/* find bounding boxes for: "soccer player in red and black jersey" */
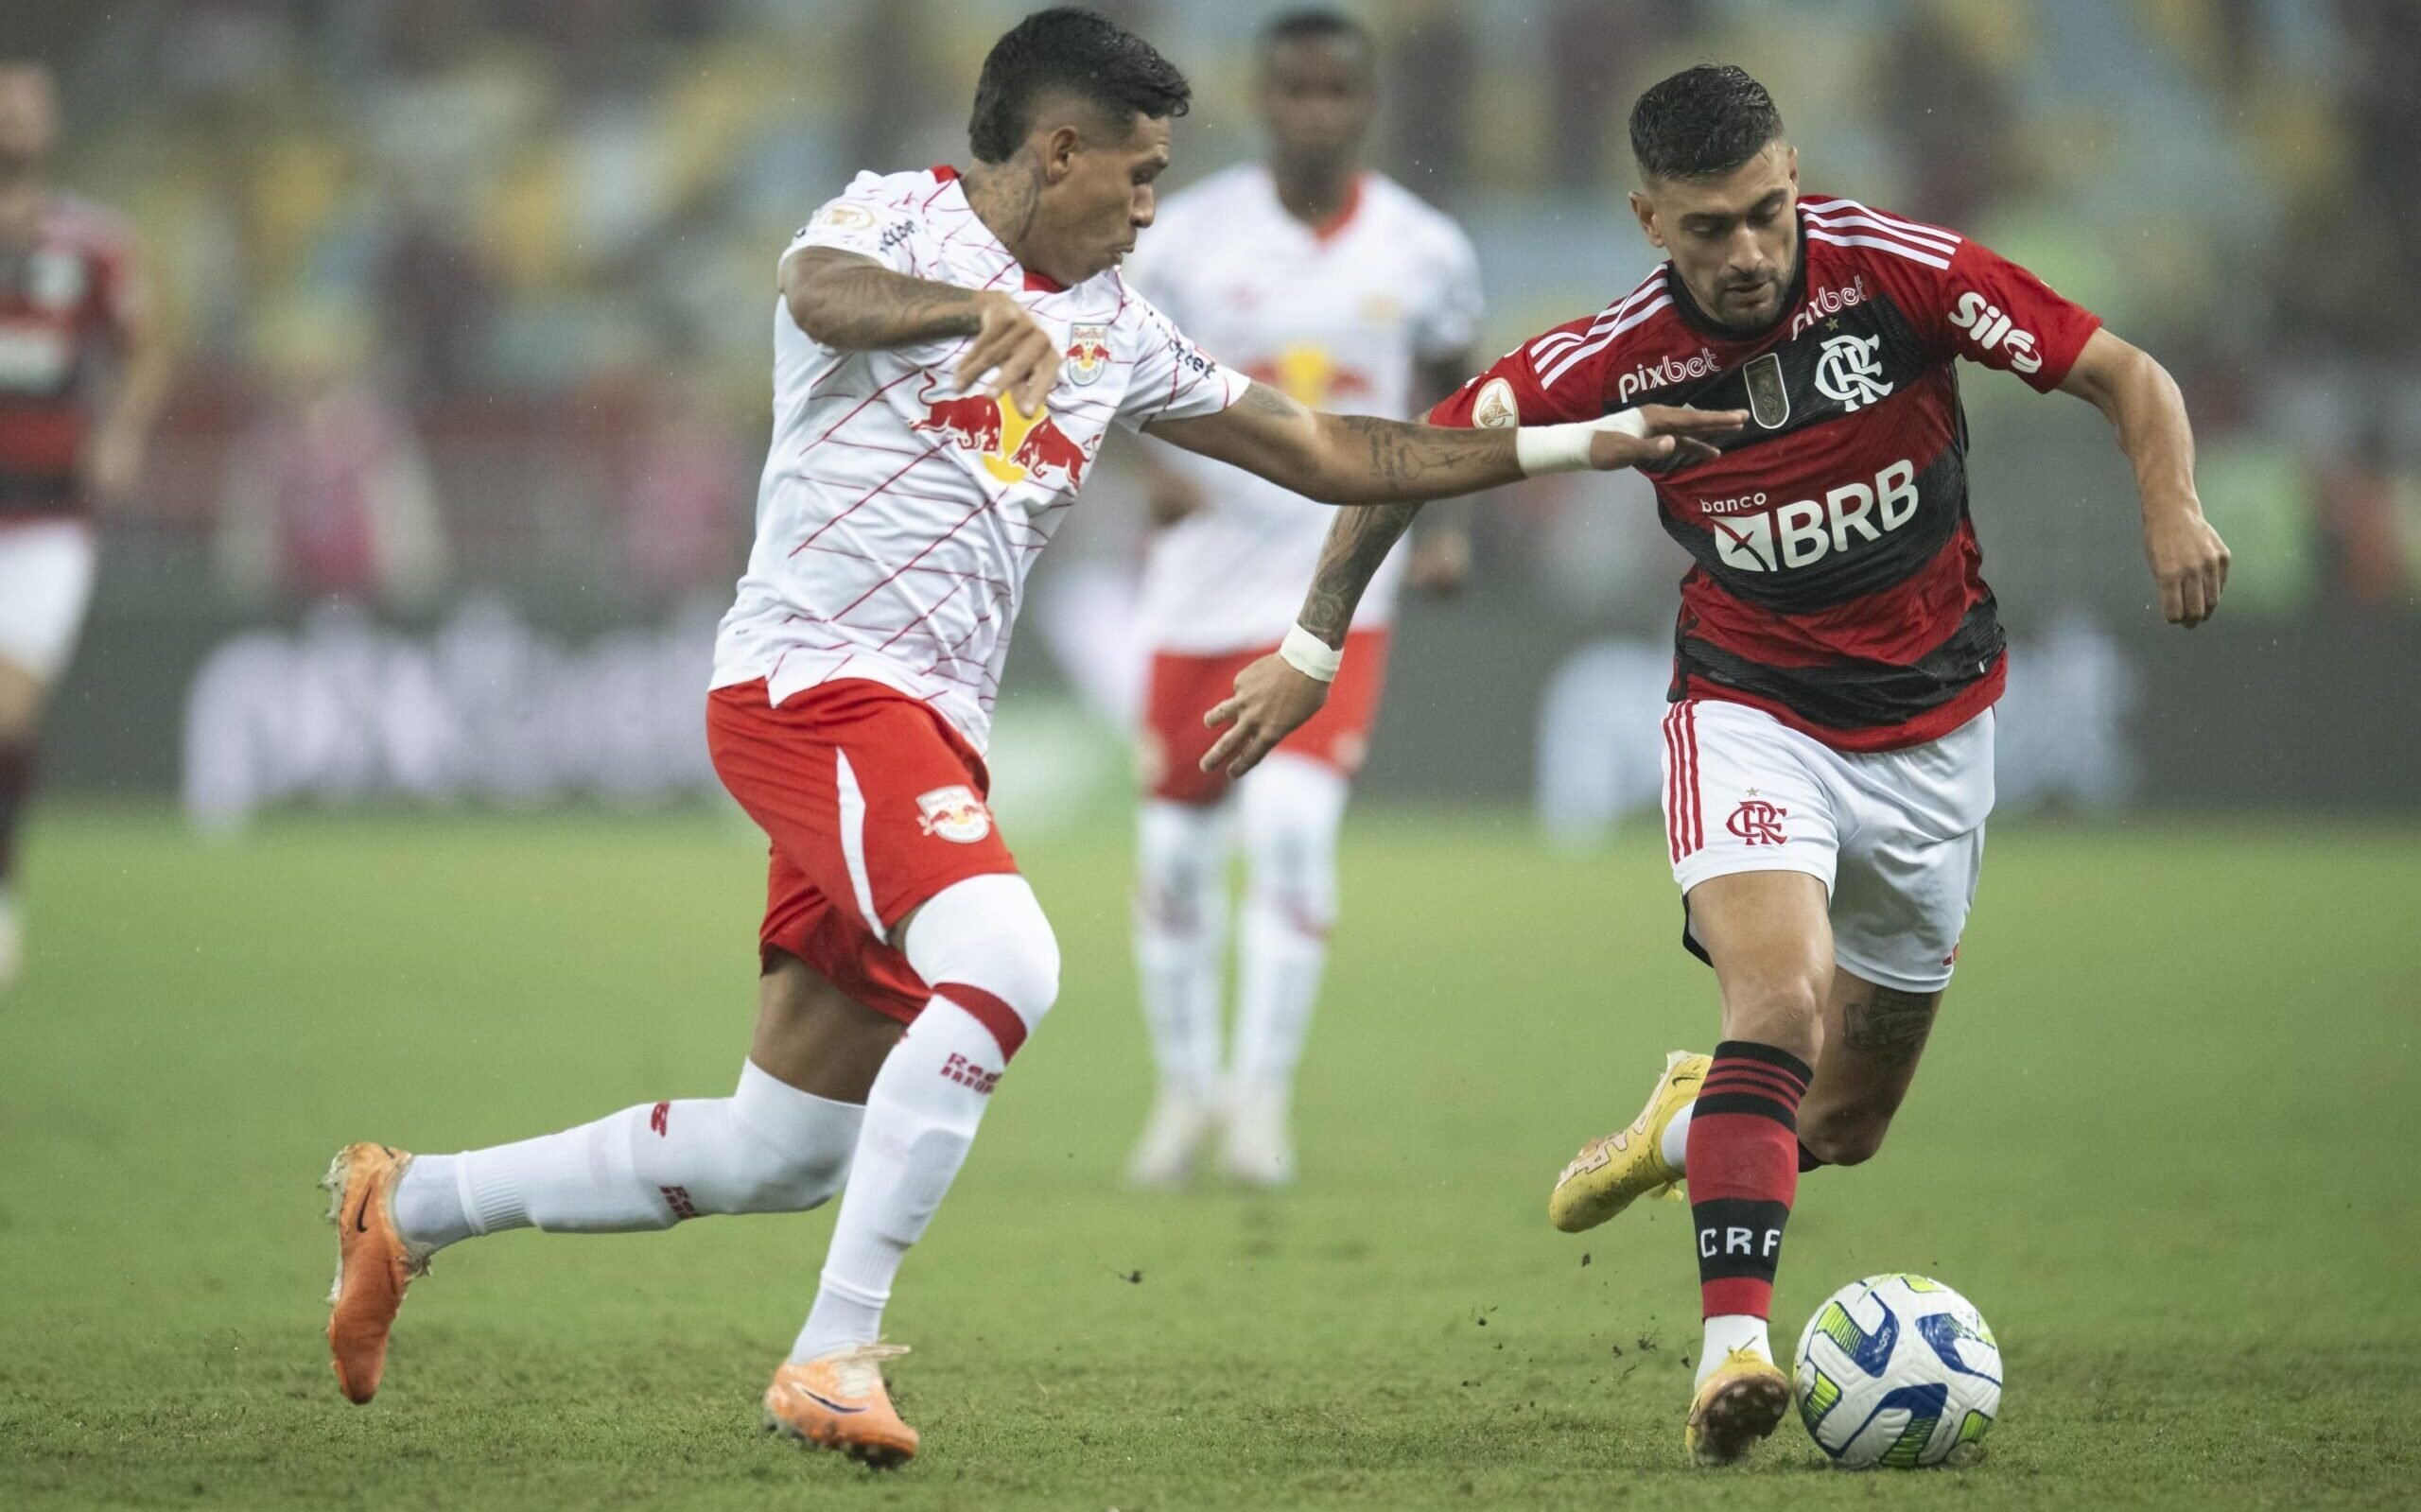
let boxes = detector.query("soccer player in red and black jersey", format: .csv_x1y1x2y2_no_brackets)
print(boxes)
0,61,171,992
1201,65,2229,1464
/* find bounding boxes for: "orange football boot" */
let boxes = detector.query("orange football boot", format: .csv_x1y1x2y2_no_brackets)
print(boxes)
763,1344,919,1468
322,1142,429,1404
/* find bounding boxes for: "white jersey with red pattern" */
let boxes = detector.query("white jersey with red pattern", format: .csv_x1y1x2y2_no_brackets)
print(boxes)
1125,166,1481,653
1428,194,2101,752
0,194,144,519
711,166,1250,751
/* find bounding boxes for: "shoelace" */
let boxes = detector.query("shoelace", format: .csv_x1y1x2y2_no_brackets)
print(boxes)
818,1343,912,1400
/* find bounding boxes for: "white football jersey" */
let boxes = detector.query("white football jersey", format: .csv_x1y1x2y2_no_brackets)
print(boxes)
712,165,1249,749
1126,166,1482,653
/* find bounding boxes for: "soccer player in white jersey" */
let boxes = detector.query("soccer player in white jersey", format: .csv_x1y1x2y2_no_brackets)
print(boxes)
1119,10,1484,1188
320,9,1740,1468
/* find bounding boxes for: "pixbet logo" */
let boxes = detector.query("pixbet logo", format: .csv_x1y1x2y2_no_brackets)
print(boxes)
1787,272,1872,339
1948,289,2042,374
1617,346,1719,403
1704,457,1920,573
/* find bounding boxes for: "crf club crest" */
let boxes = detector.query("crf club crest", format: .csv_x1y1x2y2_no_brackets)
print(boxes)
1726,797,1788,845
916,785,993,843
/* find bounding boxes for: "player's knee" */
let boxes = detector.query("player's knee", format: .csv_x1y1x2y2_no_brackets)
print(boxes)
1800,1104,1894,1167
740,1137,852,1212
1726,972,1827,1061
902,872,1061,1030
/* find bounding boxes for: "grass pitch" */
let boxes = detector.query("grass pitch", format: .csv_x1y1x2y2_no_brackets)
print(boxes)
1,808,2416,1510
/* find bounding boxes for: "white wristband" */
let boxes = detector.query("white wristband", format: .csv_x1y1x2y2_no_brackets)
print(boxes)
1278,624,1342,684
1513,408,1652,477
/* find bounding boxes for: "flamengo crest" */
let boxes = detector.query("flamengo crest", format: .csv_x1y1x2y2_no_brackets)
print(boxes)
1814,332,1892,410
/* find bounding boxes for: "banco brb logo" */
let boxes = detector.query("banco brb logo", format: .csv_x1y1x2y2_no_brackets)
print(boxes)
1814,333,1892,410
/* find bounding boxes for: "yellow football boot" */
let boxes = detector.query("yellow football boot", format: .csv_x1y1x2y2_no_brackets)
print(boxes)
1546,1050,1709,1233
1684,1347,1792,1466
764,1344,919,1469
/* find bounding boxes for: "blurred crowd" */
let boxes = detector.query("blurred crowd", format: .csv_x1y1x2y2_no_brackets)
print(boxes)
15,0,2420,619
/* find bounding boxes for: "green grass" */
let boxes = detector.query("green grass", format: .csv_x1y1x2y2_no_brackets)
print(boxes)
2,808,2417,1510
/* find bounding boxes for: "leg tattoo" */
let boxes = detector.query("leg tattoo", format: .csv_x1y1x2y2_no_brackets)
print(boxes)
1838,985,1938,1069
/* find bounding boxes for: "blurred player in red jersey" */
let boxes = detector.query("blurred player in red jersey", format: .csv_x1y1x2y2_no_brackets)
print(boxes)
1202,65,2229,1466
316,10,1739,1468
0,61,171,993
1119,9,1485,1189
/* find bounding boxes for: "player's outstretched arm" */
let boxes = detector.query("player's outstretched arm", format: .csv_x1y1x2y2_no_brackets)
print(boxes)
2058,328,2230,628
780,248,1060,413
1194,496,1425,777
1143,382,1743,506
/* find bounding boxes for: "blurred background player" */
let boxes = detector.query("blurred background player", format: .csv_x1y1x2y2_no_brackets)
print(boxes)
1200,63,2227,1467
1118,9,1483,1189
0,60,169,993
317,8,1728,1469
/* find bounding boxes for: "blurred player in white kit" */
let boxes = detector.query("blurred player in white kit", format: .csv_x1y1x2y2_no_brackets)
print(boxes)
1120,10,1483,1187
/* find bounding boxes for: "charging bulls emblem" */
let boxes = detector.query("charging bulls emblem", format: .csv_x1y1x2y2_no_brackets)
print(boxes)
916,785,993,844
912,390,1089,487
1066,323,1111,386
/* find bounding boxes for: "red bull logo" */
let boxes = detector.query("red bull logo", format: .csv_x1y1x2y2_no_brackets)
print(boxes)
916,784,994,844
911,391,1089,488
1066,323,1111,386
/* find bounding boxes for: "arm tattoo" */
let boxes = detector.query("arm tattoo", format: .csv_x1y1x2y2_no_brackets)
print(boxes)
787,251,984,350
1299,502,1423,646
1840,986,1940,1069
1328,414,1519,497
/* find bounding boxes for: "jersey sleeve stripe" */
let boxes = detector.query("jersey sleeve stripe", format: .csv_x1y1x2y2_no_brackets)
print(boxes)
1801,199,1960,250
1528,271,1666,361
1539,294,1673,389
1803,227,1952,269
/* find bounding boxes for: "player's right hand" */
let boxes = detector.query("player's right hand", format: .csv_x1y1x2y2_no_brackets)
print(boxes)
2144,505,2230,628
1588,406,1750,472
957,291,1061,415
1200,652,1330,778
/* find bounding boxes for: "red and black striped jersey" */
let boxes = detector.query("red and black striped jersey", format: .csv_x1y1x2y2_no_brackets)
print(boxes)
0,194,144,519
1430,195,2101,751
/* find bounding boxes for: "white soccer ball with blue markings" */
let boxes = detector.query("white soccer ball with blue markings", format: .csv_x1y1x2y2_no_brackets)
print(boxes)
1792,1274,2000,1469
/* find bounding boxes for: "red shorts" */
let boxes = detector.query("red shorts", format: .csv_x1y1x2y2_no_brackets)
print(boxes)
705,678,1020,1025
1139,628,1390,806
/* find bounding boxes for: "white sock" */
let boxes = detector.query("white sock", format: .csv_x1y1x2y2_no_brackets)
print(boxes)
793,998,1005,1360
1661,1099,1695,1172
1698,1313,1773,1383
1230,756,1348,1100
1133,799,1231,1104
394,1060,863,1250
793,874,1057,1362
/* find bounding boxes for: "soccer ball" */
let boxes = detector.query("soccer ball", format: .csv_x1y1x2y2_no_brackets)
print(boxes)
1792,1274,2000,1469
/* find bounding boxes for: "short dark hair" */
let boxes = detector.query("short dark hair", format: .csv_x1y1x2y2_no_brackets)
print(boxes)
1262,8,1375,56
1628,64,1784,182
967,8,1192,165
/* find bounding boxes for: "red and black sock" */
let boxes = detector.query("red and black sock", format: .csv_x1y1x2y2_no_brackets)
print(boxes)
1685,1039,1812,1320
0,740,33,890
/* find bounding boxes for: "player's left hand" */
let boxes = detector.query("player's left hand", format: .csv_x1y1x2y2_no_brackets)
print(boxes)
1408,530,1471,597
81,423,148,507
1201,652,1329,777
2143,505,2229,628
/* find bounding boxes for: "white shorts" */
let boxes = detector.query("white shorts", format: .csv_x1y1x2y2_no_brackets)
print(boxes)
1662,697,1994,995
0,519,98,684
